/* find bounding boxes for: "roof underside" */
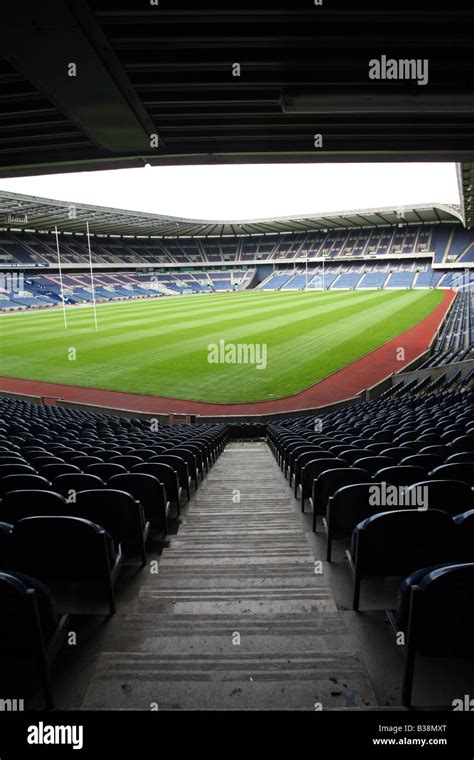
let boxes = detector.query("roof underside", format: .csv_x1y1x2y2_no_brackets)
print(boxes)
0,0,473,176
0,191,463,237
0,2,472,228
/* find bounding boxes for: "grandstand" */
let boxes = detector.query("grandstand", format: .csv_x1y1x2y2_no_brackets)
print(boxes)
0,195,472,312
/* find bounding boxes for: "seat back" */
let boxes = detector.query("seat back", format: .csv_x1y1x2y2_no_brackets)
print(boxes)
0,571,59,647
445,452,474,464
430,463,474,486
148,455,188,487
85,463,128,481
327,482,386,537
0,474,51,496
1,490,66,523
400,454,443,470
108,473,168,524
52,473,106,498
132,463,179,503
74,489,144,545
41,463,81,478
353,456,394,475
302,458,346,496
408,564,474,657
374,465,427,487
9,516,116,581
108,455,143,469
380,447,417,463
404,479,473,516
313,468,370,516
0,464,36,477
353,509,458,575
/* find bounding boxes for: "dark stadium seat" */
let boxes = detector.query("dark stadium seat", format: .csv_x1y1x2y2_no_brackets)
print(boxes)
0,522,12,567
7,516,121,615
0,474,51,496
404,480,473,516
324,483,386,562
92,449,121,461
293,450,335,493
70,455,104,468
348,510,459,610
74,489,150,566
131,449,160,461
399,454,443,470
370,431,394,443
85,463,128,481
287,445,326,483
380,447,417,463
373,465,427,487
41,463,81,478
148,455,191,500
300,458,346,511
108,455,144,469
336,449,371,465
328,444,358,456
419,445,448,458
352,455,394,475
178,443,206,479
311,467,371,532
0,455,27,465
132,462,181,513
30,456,65,469
453,510,474,552
0,571,69,709
429,463,474,486
169,448,199,489
366,443,398,456
389,563,474,706
0,463,36,477
108,473,170,533
52,473,107,498
0,490,67,523
448,434,474,452
445,452,474,464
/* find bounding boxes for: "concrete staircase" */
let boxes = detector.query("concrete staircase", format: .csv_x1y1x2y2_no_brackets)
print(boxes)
81,442,377,710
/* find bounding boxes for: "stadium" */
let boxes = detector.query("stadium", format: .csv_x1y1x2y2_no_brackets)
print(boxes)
0,0,473,732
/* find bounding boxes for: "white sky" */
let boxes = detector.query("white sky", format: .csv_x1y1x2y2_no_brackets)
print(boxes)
0,162,459,221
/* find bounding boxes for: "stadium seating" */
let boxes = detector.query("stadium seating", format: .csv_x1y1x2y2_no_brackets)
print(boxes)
5,516,121,615
0,571,69,709
347,509,461,610
389,563,474,706
311,467,370,532
2,224,473,272
0,378,471,707
108,473,170,534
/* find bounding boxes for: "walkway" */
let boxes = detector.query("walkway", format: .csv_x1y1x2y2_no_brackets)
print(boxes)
81,442,376,710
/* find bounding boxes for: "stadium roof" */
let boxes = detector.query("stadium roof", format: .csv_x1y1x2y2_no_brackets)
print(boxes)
0,1,474,177
0,191,463,237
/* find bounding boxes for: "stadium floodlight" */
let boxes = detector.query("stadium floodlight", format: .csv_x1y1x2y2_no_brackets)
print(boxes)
280,92,474,115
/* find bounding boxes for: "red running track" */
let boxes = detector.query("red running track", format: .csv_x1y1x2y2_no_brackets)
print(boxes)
0,290,455,417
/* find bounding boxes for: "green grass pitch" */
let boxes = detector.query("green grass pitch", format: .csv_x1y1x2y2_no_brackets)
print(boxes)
1,289,444,403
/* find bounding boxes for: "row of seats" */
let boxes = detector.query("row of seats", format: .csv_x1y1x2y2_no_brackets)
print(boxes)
0,395,229,707
268,385,474,705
